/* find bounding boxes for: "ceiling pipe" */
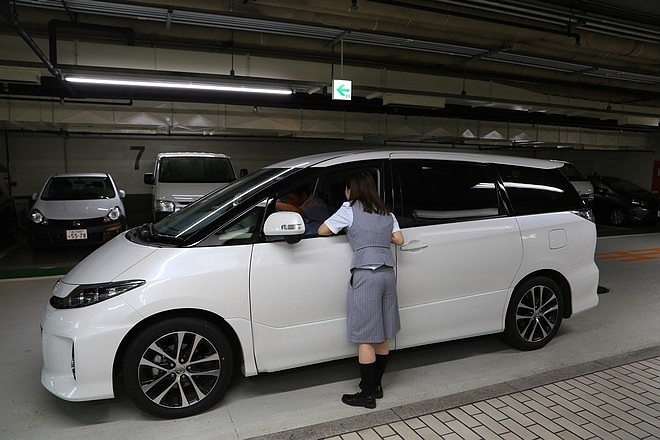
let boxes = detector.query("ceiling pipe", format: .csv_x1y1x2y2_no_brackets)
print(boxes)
10,0,660,82
0,95,133,106
0,0,60,78
371,0,583,44
424,0,660,44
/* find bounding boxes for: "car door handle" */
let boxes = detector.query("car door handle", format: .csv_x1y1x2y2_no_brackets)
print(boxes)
400,240,429,252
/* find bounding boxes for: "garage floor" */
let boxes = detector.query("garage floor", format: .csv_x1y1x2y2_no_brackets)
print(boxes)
1,232,659,439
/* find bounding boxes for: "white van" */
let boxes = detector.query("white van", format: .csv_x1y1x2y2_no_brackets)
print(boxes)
42,150,599,418
143,152,237,221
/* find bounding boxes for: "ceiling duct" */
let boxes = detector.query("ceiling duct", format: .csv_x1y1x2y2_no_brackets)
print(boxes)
10,0,660,88
0,0,60,77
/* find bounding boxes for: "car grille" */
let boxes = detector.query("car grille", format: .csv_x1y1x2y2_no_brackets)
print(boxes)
48,218,106,228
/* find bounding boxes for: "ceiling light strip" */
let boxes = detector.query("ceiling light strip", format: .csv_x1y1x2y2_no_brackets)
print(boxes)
65,76,293,94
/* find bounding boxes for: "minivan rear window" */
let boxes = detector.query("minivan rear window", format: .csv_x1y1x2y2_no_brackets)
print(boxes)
396,160,500,225
497,165,584,215
559,163,588,181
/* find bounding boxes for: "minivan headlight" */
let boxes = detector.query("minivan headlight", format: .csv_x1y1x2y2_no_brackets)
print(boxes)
155,200,175,213
31,209,46,224
50,280,145,309
105,206,122,222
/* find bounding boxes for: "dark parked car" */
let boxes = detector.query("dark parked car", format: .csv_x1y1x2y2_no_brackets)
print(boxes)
589,175,659,226
0,184,18,245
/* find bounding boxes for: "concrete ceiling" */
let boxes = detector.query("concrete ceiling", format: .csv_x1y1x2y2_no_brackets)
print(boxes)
1,0,659,135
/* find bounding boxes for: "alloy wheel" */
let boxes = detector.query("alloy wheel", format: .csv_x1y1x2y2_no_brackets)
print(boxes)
137,331,222,409
514,284,560,343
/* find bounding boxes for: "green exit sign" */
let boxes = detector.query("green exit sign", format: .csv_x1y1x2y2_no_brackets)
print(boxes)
332,79,352,100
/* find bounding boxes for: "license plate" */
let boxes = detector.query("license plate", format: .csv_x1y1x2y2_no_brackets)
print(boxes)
66,229,88,240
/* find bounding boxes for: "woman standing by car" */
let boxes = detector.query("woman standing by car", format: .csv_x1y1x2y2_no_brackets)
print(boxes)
318,171,404,409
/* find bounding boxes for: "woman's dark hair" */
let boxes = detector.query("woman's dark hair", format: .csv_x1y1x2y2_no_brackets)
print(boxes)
346,171,388,215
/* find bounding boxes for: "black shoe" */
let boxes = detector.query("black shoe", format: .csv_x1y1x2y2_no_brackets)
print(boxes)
341,391,376,409
375,385,383,399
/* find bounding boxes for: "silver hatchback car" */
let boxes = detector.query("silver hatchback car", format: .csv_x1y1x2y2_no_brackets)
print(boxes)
29,172,127,247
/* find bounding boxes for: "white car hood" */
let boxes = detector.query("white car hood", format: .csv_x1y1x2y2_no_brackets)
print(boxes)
63,234,157,285
35,199,122,219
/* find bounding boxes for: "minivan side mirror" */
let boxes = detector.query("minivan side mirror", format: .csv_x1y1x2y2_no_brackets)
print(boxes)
264,211,305,243
119,189,126,198
239,168,248,177
144,173,155,185
32,192,38,201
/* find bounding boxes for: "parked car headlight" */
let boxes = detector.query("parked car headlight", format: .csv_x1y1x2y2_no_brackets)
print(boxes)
631,198,647,208
105,206,122,221
155,200,175,213
30,209,47,224
50,280,145,309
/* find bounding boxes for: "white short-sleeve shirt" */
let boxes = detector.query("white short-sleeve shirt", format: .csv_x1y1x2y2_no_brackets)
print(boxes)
324,201,401,234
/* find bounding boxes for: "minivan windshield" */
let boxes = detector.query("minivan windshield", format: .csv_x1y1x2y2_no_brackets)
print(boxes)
152,167,300,240
159,156,235,183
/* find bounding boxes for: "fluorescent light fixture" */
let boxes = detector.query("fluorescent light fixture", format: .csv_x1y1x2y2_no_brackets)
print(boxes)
65,76,293,95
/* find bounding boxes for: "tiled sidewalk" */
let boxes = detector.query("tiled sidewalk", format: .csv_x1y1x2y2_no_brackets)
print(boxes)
325,356,660,440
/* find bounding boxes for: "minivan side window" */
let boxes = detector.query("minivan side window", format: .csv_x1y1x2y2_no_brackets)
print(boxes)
275,165,383,237
395,160,500,226
496,164,584,215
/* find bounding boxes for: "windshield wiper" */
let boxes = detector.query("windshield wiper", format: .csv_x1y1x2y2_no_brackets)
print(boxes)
137,223,154,241
136,222,185,245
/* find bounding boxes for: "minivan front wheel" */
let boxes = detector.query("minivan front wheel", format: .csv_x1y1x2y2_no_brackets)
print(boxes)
122,317,234,418
504,277,563,350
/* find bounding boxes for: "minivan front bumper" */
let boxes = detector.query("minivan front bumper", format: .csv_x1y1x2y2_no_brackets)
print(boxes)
41,297,141,401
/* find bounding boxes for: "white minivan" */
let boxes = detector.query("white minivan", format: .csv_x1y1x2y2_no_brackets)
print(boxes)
144,152,237,221
41,150,599,418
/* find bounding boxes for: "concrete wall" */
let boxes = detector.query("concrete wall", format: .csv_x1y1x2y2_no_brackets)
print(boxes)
3,130,658,227
4,133,375,225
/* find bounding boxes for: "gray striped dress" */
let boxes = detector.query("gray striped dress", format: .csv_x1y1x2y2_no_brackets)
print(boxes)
325,201,401,344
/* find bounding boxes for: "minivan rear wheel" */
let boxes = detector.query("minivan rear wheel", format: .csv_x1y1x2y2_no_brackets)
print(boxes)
504,276,563,350
122,317,234,418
